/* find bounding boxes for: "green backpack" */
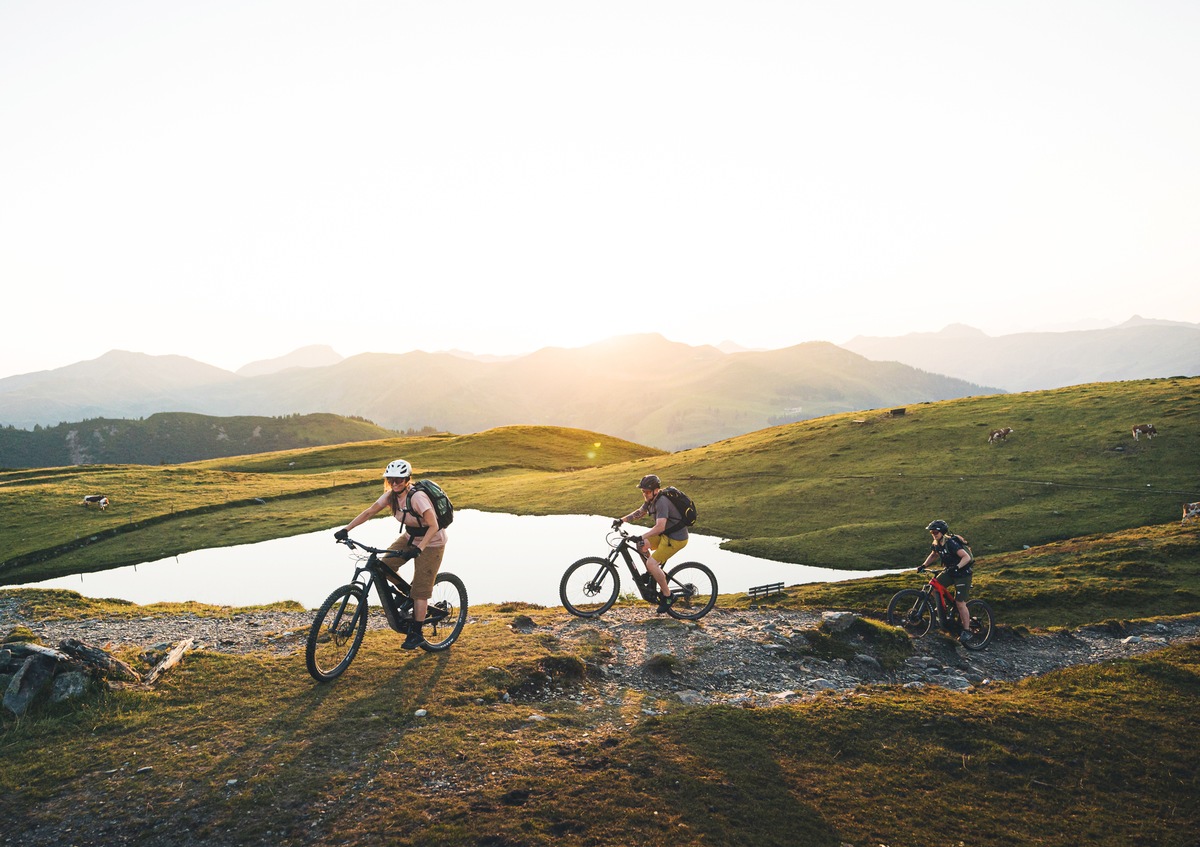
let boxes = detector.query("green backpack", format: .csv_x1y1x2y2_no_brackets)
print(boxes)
404,480,454,530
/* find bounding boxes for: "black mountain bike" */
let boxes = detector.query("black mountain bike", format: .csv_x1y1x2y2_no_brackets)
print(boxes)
886,566,994,650
559,521,718,620
305,536,468,681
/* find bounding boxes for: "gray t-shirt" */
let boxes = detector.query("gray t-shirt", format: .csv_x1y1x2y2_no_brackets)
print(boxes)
653,493,689,542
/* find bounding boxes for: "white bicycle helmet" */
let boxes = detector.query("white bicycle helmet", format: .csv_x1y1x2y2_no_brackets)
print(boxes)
383,459,412,479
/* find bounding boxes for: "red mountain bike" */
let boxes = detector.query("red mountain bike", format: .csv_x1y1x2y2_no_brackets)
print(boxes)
886,567,994,650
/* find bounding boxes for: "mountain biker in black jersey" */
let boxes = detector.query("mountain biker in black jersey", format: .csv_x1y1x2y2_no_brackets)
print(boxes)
919,519,975,643
615,474,690,613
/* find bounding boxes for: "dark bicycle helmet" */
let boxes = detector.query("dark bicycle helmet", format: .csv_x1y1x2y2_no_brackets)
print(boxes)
926,519,950,534
638,474,661,490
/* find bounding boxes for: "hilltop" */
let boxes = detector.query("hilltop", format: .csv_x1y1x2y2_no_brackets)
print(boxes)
0,412,409,468
2,377,1198,584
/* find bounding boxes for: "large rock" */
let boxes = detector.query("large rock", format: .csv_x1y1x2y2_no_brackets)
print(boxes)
3,654,57,717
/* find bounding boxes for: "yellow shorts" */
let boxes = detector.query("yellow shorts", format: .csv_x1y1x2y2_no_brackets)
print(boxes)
649,535,688,565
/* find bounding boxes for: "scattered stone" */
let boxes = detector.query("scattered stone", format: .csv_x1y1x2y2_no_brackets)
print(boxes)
821,611,857,632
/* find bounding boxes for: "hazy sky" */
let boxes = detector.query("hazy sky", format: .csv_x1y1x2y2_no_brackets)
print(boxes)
2,1,1198,379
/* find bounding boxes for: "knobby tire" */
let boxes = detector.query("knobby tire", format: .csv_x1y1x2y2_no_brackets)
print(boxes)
664,561,718,621
420,572,468,652
887,588,934,637
962,599,995,650
560,556,620,617
306,585,368,682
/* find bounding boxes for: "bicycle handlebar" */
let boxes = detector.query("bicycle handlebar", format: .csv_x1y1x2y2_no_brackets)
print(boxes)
337,536,404,560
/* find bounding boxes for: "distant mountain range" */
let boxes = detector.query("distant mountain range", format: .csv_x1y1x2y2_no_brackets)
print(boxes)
4,320,1193,454
0,335,996,452
842,316,1200,392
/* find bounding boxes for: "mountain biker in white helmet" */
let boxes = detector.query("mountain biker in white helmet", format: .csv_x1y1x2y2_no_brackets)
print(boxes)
334,459,447,649
918,519,975,643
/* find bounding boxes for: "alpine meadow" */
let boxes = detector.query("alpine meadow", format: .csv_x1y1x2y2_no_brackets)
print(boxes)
2,377,1199,846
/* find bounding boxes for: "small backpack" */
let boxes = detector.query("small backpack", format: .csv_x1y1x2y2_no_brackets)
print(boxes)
659,486,698,533
404,480,454,530
950,534,974,566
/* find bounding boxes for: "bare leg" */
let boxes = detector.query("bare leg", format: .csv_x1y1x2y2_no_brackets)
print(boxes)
955,598,971,629
645,556,671,597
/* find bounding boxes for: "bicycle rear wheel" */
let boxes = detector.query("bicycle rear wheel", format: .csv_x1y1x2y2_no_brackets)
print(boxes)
962,599,995,650
306,585,368,682
560,557,620,617
665,562,718,620
421,572,468,652
887,589,933,637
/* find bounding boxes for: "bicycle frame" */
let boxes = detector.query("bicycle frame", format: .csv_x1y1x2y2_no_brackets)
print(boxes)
919,575,959,632
605,532,661,602
347,546,452,633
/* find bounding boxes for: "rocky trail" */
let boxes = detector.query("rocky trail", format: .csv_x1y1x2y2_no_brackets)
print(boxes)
6,598,1198,707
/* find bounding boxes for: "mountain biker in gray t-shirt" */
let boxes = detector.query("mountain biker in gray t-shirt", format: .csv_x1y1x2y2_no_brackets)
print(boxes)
616,474,690,613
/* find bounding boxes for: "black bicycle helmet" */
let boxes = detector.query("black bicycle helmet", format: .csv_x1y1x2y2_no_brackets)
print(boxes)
638,474,661,490
926,519,950,534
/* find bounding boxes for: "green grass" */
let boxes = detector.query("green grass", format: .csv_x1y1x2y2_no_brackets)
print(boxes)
4,379,1200,844
6,378,1199,586
2,602,1196,845
0,425,661,583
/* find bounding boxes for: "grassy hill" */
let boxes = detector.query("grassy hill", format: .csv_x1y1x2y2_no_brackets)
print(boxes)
3,381,1200,845
0,426,664,583
0,412,407,468
2,378,1197,584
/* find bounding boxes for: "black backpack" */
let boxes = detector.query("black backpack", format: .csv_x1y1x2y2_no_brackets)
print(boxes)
947,533,974,566
659,486,698,533
404,480,454,530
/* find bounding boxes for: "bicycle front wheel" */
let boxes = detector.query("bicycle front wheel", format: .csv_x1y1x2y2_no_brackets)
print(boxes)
560,557,620,617
421,572,468,652
962,599,995,650
306,585,368,682
665,562,718,621
887,589,933,637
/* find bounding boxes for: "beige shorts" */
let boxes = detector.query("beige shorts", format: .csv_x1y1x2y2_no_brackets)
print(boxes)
387,537,445,600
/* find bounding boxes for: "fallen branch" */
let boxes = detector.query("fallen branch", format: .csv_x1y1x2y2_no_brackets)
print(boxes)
144,638,194,686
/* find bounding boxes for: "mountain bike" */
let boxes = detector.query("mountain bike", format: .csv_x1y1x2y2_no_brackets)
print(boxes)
305,536,468,681
559,521,718,620
886,567,994,650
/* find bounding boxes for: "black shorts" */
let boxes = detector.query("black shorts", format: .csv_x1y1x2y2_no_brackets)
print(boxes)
936,567,972,602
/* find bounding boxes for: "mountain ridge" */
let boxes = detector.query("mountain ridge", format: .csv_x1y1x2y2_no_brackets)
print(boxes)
0,335,994,450
843,317,1200,391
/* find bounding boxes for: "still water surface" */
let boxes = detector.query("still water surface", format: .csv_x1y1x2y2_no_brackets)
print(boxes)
20,511,897,608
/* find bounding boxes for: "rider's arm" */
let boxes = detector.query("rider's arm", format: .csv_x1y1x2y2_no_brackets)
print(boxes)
619,504,648,523
642,516,668,541
954,547,972,569
919,550,939,569
343,493,389,533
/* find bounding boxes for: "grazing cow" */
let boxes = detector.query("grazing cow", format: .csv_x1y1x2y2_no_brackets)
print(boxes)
988,427,1014,443
80,495,109,510
1184,502,1200,525
1132,424,1158,441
